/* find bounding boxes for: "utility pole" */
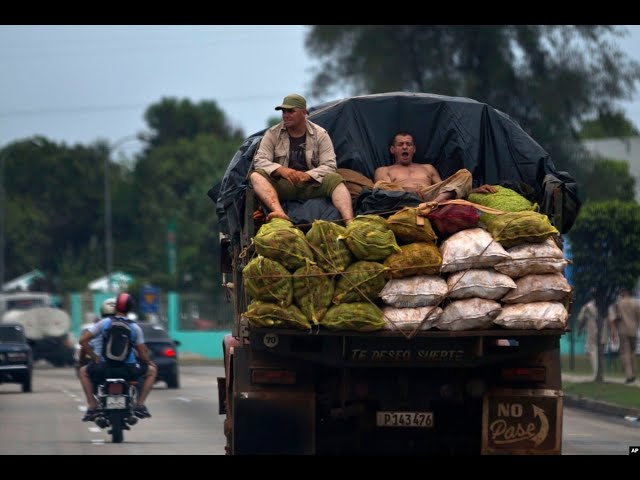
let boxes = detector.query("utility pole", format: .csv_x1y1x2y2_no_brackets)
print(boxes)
105,133,149,293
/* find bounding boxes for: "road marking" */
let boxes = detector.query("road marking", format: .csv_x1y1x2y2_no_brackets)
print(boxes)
170,397,192,402
89,427,102,433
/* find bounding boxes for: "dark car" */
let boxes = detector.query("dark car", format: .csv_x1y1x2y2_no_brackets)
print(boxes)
0,323,33,392
139,323,180,389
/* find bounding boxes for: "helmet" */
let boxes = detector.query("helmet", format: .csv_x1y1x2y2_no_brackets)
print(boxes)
115,292,135,314
100,297,116,317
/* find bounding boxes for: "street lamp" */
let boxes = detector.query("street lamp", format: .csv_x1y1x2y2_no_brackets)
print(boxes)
1,138,44,291
104,133,149,293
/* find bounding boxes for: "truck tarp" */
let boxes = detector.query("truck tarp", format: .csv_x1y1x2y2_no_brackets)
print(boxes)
215,91,579,237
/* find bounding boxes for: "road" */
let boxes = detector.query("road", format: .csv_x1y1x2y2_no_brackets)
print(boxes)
0,364,226,455
1,364,638,454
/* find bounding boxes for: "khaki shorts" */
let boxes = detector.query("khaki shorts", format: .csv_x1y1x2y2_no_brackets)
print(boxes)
374,168,472,202
252,170,345,201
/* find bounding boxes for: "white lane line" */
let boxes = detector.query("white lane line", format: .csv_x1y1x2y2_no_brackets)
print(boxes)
170,397,192,402
91,439,105,444
88,427,102,433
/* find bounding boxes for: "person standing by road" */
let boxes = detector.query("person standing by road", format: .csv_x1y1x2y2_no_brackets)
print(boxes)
610,288,640,384
576,289,610,378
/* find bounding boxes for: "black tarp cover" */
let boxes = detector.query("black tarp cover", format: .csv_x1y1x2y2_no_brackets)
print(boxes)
216,92,577,237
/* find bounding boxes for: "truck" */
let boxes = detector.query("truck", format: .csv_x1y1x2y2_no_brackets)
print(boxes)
0,292,75,367
214,92,580,455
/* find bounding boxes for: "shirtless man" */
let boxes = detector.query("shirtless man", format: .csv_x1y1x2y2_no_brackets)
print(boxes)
374,131,496,203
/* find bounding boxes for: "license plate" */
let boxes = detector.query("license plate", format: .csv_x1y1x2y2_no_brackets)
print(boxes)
105,396,126,409
376,411,433,428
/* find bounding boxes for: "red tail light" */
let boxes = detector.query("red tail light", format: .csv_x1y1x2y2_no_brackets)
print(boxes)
501,367,546,383
162,348,177,358
251,369,296,385
108,383,124,395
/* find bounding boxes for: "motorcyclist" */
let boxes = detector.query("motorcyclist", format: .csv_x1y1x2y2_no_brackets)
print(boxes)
78,292,157,421
77,297,115,368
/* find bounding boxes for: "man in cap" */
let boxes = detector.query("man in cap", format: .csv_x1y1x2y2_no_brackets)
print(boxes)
250,93,354,224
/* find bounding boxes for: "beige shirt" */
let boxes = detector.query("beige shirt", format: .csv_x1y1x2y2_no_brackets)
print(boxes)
252,119,336,183
612,295,640,337
576,299,609,346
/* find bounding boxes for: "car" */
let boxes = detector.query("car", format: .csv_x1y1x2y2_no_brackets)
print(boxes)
0,323,33,392
138,322,181,389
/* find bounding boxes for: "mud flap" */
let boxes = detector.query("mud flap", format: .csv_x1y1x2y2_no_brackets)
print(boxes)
482,388,563,455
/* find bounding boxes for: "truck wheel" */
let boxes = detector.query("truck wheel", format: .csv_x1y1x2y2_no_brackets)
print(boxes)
22,374,32,393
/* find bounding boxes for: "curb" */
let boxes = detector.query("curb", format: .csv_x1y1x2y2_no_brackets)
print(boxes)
564,393,640,422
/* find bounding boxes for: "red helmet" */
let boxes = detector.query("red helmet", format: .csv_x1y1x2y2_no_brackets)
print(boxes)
115,292,135,314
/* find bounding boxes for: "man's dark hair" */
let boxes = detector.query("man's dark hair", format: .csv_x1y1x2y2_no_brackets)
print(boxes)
389,131,415,147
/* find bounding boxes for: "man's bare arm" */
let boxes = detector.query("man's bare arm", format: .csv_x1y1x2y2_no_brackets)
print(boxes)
135,344,156,367
79,330,99,363
374,166,390,183
471,184,498,194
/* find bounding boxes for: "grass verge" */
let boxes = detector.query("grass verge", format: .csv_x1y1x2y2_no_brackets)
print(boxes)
563,381,640,411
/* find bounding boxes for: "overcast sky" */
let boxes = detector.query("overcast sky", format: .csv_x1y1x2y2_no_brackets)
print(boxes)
2,25,640,156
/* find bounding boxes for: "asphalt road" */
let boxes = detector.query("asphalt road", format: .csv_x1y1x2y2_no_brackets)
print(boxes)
1,364,638,455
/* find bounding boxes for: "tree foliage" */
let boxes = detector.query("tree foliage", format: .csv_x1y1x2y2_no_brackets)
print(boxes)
144,97,244,147
1,96,244,294
304,26,640,174
568,200,640,311
579,110,640,139
580,158,636,203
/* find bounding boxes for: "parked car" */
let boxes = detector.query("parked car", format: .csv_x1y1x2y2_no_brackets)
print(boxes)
138,323,181,389
0,323,33,392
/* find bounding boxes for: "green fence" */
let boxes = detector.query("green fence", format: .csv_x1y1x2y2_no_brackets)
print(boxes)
68,290,233,359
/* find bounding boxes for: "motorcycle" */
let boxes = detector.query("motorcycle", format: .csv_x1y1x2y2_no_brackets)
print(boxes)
93,373,139,443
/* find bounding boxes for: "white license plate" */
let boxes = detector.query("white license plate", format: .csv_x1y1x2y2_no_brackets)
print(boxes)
105,396,126,409
376,411,433,428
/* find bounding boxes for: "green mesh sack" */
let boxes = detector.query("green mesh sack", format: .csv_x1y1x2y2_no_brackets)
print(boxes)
383,242,443,279
468,185,538,213
482,211,559,248
322,302,386,332
254,218,315,271
333,260,387,304
243,301,311,330
386,207,438,244
341,214,402,261
242,255,292,306
306,220,353,274
293,263,334,325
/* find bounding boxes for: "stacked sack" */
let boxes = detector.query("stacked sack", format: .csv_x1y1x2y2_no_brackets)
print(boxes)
242,186,571,333
242,215,400,332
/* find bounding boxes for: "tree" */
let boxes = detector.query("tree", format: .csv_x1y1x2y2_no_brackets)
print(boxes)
144,97,245,147
579,109,640,140
567,200,640,381
304,26,640,175
2,138,111,291
580,158,636,203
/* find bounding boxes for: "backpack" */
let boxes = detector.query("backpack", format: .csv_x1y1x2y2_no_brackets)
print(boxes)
102,317,135,363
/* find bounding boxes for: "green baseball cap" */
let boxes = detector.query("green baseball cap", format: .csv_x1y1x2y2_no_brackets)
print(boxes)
275,93,307,111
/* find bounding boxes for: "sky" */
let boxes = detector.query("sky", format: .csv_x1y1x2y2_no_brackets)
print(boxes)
2,25,640,157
